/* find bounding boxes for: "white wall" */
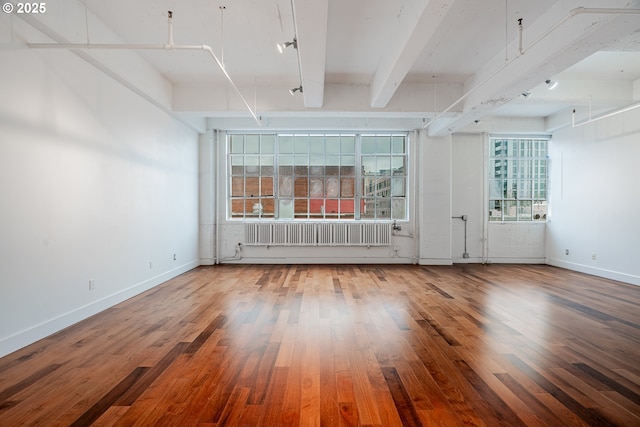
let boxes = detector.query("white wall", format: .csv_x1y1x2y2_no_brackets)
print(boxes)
0,18,200,357
418,132,452,264
452,134,484,262
546,109,640,285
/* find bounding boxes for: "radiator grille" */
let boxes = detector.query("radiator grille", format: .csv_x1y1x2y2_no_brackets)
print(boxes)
244,223,391,246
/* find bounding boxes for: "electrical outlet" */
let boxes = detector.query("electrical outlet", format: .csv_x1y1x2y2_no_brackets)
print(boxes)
173,253,177,261
592,253,597,260
89,279,95,290
565,249,569,255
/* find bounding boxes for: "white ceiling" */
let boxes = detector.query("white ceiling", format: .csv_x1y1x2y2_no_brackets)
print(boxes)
13,0,640,133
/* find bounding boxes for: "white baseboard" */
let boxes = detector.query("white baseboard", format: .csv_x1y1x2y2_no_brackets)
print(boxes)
0,260,199,358
418,258,453,266
546,258,640,286
221,256,416,264
487,257,546,264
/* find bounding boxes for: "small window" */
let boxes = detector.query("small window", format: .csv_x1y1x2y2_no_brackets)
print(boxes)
489,137,548,222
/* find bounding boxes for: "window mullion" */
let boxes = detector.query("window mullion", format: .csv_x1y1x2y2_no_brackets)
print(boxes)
355,133,362,220
274,134,280,220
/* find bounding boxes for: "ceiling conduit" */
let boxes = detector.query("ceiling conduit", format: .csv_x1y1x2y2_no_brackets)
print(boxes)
27,11,262,126
572,101,640,127
422,6,640,131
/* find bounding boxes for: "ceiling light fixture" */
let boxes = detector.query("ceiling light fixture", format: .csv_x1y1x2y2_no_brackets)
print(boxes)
289,85,303,95
545,79,558,90
277,38,297,54
522,91,532,99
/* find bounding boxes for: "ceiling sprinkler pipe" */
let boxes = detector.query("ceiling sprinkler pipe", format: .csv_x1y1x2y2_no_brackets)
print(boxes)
423,6,640,131
167,11,174,49
27,13,262,127
518,18,524,56
572,101,640,128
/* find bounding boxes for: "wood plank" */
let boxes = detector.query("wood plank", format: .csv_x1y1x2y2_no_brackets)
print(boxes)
0,264,638,426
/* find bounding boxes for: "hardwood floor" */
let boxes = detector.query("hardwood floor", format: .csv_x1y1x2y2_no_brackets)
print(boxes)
1,264,639,426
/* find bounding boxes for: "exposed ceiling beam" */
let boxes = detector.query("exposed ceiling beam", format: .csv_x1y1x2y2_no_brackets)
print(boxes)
427,0,640,136
370,0,456,108
292,0,328,108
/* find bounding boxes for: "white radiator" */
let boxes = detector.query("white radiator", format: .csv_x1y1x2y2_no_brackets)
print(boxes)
244,223,391,246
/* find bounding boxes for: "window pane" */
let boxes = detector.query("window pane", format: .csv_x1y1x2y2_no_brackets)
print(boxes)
489,200,502,221
376,135,391,153
279,176,293,197
377,157,391,175
518,180,532,199
261,177,273,196
391,198,406,220
341,155,355,167
326,155,340,167
325,199,339,216
295,136,309,153
310,135,324,153
295,177,308,197
505,179,517,198
245,177,259,197
339,200,355,219
309,178,323,197
490,140,504,157
245,156,259,175
279,199,294,219
489,179,502,199
391,177,405,197
295,199,309,218
376,199,391,219
361,138,377,154
391,157,405,175
326,177,340,198
309,155,324,167
503,200,517,221
260,156,274,175
231,177,244,197
231,199,244,218
518,201,532,221
341,136,355,153
518,160,532,178
230,135,243,153
309,164,324,175
362,198,375,219
533,201,547,220
279,136,293,153
490,159,505,178
261,135,275,153
534,181,546,199
245,135,260,154
261,198,275,217
341,177,355,197
230,156,243,175
326,135,340,153
246,198,260,217
392,136,405,154
362,156,376,175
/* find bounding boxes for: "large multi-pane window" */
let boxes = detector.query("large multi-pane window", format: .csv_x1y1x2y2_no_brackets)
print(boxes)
489,137,548,221
229,133,408,220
